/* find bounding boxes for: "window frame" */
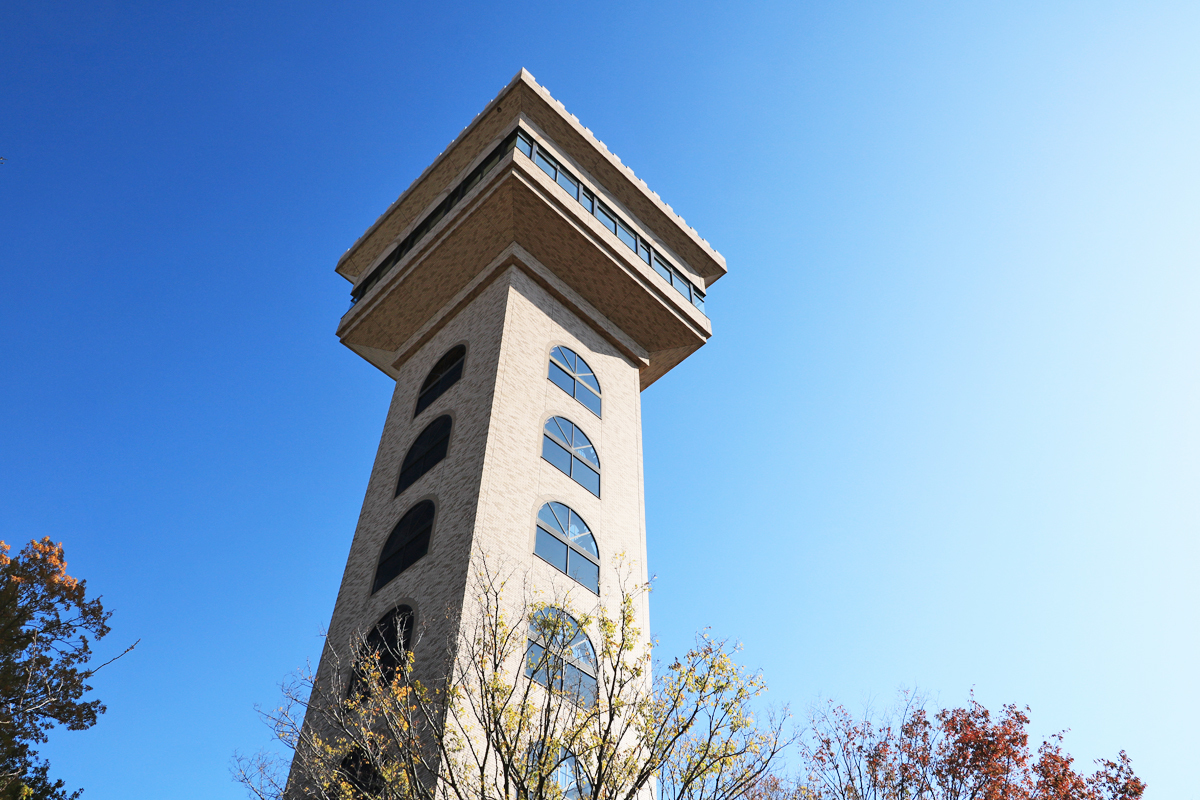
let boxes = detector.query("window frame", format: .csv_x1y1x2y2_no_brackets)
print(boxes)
541,416,600,497
372,499,436,593
349,604,416,697
414,344,467,418
396,414,454,497
525,607,598,705
533,502,600,595
512,128,709,317
547,345,602,418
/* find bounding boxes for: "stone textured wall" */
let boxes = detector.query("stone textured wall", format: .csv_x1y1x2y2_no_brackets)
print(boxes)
316,264,649,692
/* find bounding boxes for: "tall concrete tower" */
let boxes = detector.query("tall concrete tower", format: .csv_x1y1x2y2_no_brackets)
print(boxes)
315,69,724,760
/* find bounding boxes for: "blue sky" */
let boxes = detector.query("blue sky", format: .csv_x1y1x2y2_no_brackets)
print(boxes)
2,1,1197,796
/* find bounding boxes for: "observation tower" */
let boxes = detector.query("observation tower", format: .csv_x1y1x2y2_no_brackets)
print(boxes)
306,68,725,787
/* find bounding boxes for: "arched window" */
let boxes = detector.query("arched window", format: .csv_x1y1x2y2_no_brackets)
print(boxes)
338,749,384,795
415,345,465,416
551,752,590,800
534,502,599,594
526,607,597,705
373,501,434,593
349,605,414,696
529,749,591,800
542,417,600,497
364,605,414,684
548,346,601,417
397,415,452,496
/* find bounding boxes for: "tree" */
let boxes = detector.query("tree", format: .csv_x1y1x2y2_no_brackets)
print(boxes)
764,691,1144,800
235,561,789,800
0,538,133,800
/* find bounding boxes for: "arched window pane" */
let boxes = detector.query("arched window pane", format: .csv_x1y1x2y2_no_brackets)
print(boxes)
339,749,384,795
397,415,452,495
373,501,434,592
415,345,465,416
351,605,415,696
567,552,599,594
573,462,600,497
542,417,600,498
364,605,414,683
534,527,568,572
534,502,599,594
526,607,597,705
537,502,598,559
548,346,602,418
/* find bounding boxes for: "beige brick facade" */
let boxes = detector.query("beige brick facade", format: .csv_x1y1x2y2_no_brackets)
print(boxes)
302,69,718,789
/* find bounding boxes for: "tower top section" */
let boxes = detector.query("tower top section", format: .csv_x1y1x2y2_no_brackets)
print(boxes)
335,69,725,388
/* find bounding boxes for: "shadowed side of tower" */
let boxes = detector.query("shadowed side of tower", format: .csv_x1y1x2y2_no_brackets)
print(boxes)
293,69,725,794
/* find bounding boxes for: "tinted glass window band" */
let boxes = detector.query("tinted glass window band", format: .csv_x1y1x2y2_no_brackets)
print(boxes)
517,135,708,317
351,130,522,306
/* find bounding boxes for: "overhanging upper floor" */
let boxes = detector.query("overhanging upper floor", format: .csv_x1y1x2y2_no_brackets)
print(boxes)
336,132,711,389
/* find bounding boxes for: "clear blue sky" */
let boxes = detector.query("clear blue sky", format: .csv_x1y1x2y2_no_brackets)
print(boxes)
2,1,1196,796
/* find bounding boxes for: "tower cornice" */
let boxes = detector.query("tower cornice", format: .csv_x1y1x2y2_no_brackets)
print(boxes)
334,69,727,289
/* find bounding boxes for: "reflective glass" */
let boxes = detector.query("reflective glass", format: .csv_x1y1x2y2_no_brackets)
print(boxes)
652,254,673,283
542,436,573,476
373,501,435,592
574,460,600,496
692,292,705,313
535,151,557,179
553,756,585,800
535,528,569,572
577,384,601,417
526,641,548,685
596,204,618,234
516,134,533,158
572,440,599,470
573,359,599,393
556,170,579,198
568,551,599,594
638,240,651,264
558,346,577,371
579,189,594,213
616,222,637,251
548,361,576,398
416,346,465,416
569,522,597,559
539,502,566,535
546,416,571,444
564,664,597,706
671,274,691,300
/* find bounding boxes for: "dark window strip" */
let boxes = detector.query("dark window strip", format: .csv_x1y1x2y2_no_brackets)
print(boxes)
351,130,522,305
515,132,707,315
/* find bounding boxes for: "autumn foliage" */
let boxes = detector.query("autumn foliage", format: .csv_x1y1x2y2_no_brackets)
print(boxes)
765,692,1144,800
235,561,788,800
0,538,123,800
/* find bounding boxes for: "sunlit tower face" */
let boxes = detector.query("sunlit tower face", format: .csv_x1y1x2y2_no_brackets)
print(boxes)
303,69,726,772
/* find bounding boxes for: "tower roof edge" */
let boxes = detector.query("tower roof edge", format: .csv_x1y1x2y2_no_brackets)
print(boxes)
335,71,727,287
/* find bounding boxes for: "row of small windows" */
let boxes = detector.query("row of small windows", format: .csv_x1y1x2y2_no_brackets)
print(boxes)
350,130,522,306
516,129,707,315
349,125,710,320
